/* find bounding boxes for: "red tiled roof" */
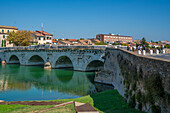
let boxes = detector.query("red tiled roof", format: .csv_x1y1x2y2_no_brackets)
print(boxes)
146,42,152,44
35,31,53,36
69,39,78,41
63,39,78,41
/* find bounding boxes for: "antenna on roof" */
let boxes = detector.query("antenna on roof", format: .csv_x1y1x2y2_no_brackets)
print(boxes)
41,23,43,32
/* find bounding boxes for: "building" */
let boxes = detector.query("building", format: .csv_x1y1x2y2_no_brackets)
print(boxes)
0,25,18,47
96,33,133,43
134,39,141,43
31,31,53,45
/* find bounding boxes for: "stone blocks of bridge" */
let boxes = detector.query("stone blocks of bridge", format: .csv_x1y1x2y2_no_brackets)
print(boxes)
1,49,104,71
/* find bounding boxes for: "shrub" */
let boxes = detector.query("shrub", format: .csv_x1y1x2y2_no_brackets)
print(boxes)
138,102,142,111
136,90,142,102
128,94,136,108
128,89,132,96
152,105,161,113
94,42,107,45
131,82,136,91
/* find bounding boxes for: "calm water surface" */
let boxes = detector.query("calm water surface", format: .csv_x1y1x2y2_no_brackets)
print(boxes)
0,64,96,101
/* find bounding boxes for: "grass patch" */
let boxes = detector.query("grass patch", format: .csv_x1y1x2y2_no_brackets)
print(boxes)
0,104,27,113
0,90,145,113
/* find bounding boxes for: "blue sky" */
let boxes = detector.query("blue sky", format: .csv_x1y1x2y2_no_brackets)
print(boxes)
1,0,170,41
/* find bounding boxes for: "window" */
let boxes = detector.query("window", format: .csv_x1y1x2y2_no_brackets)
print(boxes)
8,30,9,33
39,37,41,40
44,37,45,40
2,29,4,33
3,35,5,38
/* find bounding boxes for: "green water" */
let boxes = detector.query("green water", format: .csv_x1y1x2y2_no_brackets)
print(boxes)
0,64,96,101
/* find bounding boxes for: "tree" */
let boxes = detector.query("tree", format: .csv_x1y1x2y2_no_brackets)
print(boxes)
7,30,33,46
94,42,107,45
80,38,84,40
141,37,149,47
4,40,6,47
112,42,121,45
1,40,3,47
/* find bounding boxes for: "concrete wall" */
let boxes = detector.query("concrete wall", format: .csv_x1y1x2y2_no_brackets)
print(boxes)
95,48,170,113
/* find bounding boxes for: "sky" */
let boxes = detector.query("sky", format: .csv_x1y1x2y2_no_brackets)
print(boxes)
1,0,170,41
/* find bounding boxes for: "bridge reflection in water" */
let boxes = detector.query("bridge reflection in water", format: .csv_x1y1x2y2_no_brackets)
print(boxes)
0,64,97,101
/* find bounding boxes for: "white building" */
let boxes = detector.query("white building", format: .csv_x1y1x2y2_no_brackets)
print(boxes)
31,31,53,45
0,25,18,47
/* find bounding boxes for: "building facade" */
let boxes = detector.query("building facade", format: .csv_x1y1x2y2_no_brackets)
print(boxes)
0,25,18,47
31,31,53,45
96,33,133,43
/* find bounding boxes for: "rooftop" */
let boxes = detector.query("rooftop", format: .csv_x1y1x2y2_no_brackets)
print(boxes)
32,31,53,36
97,33,132,37
0,25,18,30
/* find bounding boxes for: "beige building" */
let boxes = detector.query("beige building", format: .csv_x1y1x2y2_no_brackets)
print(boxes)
96,33,133,43
0,25,18,47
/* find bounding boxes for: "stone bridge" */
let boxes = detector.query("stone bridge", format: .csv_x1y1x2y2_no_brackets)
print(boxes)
0,49,104,71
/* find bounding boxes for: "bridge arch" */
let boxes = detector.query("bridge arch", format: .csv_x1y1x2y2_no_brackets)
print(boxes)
86,60,104,71
55,56,73,69
28,55,45,66
8,55,20,64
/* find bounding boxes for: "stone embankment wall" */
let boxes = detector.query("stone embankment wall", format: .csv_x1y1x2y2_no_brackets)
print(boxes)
95,48,170,113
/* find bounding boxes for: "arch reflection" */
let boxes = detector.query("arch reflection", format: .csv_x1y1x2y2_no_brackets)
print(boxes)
0,65,96,101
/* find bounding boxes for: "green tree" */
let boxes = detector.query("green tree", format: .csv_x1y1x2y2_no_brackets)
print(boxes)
4,40,6,47
7,30,33,46
1,40,3,47
141,37,149,47
112,42,121,45
165,44,170,49
94,42,107,45
80,38,84,40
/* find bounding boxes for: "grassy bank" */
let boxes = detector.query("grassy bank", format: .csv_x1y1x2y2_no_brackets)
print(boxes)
0,90,145,113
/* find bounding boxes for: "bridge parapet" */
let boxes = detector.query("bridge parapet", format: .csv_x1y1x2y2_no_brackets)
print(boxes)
0,45,107,51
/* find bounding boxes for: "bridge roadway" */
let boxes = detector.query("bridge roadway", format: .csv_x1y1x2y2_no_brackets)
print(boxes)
0,46,106,71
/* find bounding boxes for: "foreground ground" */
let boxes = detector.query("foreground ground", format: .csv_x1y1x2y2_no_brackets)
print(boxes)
0,90,145,113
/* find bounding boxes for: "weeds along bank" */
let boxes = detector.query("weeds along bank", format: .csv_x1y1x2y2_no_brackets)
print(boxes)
95,48,170,113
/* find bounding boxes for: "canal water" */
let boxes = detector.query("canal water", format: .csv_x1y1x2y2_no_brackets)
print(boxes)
0,64,99,101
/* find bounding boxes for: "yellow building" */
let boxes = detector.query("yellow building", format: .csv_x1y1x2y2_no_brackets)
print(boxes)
0,25,18,47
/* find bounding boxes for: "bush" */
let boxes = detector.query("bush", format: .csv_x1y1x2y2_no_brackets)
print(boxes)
136,90,142,102
138,102,142,111
122,43,128,46
112,43,120,45
80,38,84,40
94,42,107,45
128,89,132,96
128,94,136,108
152,105,161,113
124,89,129,99
165,44,170,49
131,82,136,91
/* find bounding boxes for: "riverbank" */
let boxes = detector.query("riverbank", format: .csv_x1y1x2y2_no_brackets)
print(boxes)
0,89,145,113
